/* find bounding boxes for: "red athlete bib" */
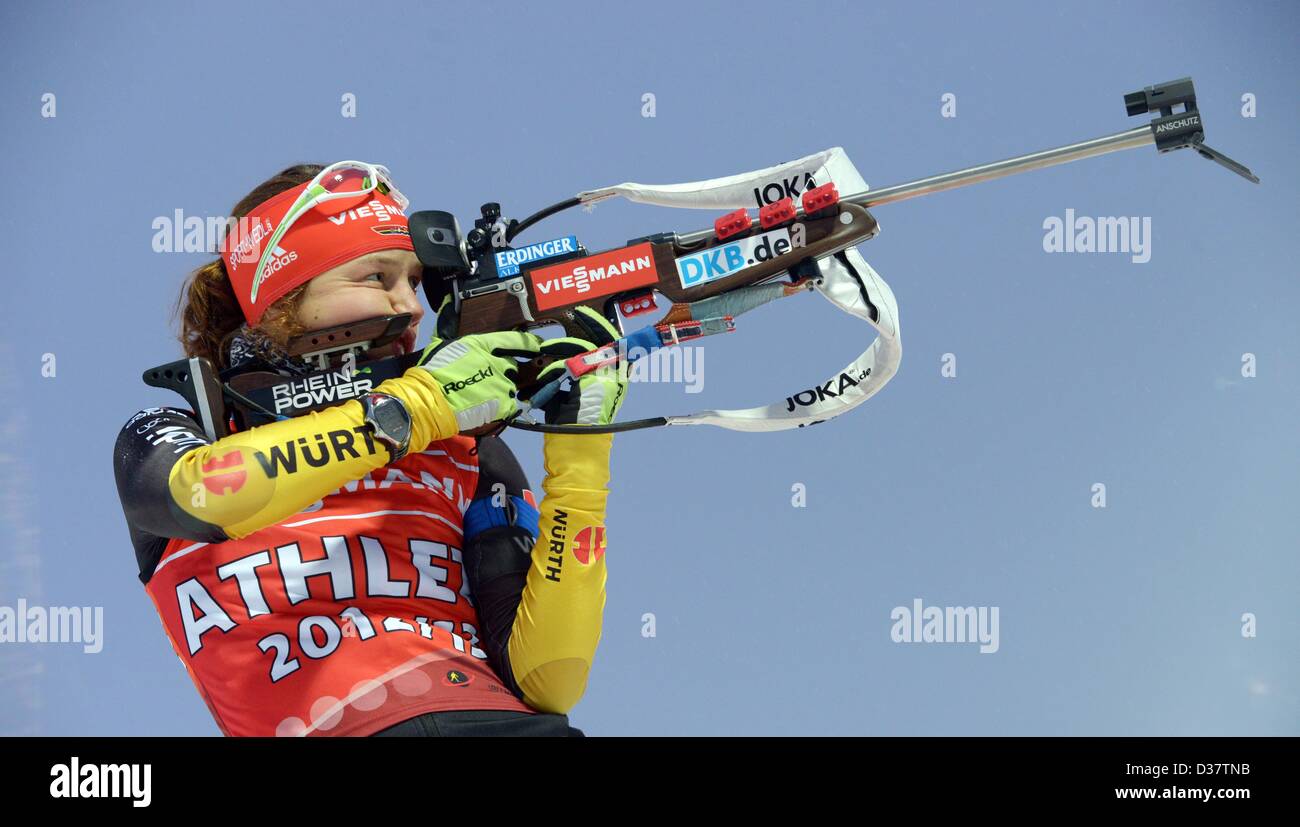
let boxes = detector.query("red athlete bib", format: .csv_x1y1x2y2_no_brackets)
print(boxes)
145,436,534,736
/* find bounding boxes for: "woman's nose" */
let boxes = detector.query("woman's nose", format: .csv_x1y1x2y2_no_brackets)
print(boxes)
392,281,425,324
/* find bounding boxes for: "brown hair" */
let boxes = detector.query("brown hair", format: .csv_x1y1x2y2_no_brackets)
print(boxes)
175,163,325,368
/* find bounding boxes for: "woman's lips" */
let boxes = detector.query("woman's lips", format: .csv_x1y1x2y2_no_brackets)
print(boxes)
399,326,418,356
366,326,417,359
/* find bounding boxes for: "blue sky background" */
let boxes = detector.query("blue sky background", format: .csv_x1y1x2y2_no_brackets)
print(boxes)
0,0,1295,735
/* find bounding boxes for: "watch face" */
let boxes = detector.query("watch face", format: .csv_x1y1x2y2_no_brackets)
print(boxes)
371,397,408,434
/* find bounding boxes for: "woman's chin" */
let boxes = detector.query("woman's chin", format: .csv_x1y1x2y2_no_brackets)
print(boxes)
364,343,398,360
356,326,417,362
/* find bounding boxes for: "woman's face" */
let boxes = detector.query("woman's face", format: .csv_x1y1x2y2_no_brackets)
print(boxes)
294,249,425,359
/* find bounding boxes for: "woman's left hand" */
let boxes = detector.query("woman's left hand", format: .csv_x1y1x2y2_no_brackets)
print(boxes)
534,307,628,426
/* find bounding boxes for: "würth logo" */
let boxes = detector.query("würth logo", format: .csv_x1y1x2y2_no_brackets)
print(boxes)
571,525,606,565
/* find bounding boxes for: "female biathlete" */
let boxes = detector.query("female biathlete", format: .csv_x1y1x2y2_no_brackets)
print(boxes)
113,162,627,736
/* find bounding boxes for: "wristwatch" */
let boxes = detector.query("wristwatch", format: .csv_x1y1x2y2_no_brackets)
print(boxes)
359,392,412,462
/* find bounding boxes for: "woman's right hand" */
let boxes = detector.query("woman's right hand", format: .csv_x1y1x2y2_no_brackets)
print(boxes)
414,332,542,433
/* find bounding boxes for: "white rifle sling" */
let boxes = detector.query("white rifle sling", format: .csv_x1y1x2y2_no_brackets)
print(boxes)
579,148,903,432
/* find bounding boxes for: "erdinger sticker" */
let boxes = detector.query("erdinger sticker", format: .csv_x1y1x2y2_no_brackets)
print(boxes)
571,525,606,565
495,235,578,277
529,243,657,311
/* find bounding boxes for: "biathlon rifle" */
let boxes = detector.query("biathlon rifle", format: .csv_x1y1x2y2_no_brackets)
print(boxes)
146,77,1256,440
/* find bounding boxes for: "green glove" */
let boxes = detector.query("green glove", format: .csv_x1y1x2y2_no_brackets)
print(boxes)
535,306,629,426
416,330,542,433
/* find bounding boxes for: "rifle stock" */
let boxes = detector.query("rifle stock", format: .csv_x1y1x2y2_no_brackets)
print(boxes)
454,203,880,391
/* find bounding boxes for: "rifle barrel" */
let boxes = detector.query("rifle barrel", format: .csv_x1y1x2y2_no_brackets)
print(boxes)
677,125,1154,245
845,125,1155,208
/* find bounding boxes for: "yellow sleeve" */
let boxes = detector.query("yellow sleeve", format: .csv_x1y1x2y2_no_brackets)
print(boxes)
507,431,614,713
168,368,459,540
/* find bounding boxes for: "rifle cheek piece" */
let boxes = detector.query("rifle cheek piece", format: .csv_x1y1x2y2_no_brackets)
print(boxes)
409,210,471,316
